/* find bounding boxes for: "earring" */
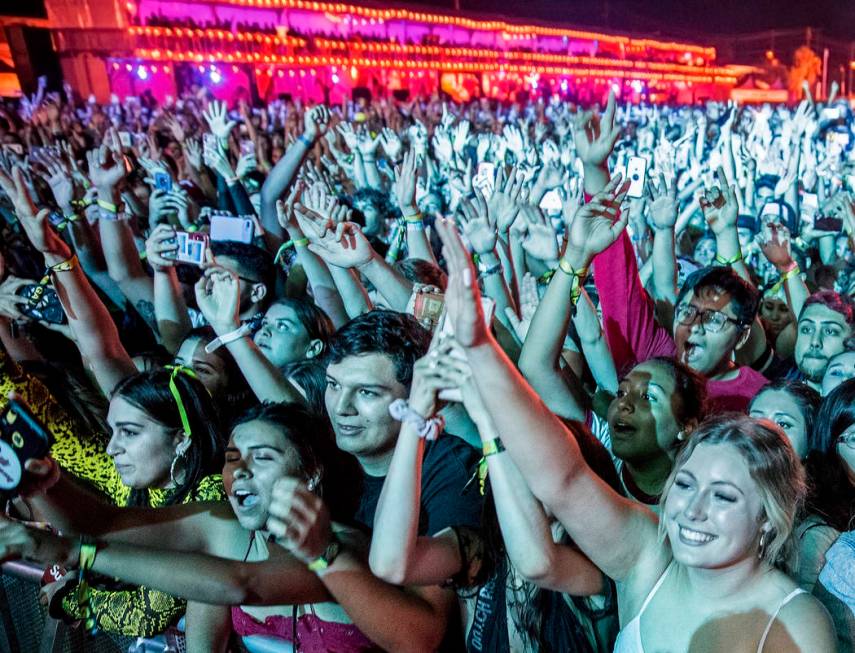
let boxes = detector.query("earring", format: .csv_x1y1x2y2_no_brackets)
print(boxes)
170,452,186,487
758,530,768,560
676,430,686,442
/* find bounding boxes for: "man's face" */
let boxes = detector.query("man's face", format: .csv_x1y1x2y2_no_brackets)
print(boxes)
795,304,852,383
324,353,407,466
673,287,746,376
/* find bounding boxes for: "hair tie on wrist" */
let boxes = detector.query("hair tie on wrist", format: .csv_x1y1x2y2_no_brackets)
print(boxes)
388,399,444,440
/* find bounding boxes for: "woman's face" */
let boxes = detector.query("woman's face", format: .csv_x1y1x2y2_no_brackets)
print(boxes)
693,238,716,267
253,303,316,368
760,297,792,337
821,352,855,396
223,420,305,531
665,443,767,569
837,422,855,483
748,390,808,459
106,396,185,489
175,336,229,398
607,360,683,463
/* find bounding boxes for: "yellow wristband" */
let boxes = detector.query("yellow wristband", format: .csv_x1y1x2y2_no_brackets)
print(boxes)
715,251,743,266
558,259,588,278
96,199,118,213
482,438,506,457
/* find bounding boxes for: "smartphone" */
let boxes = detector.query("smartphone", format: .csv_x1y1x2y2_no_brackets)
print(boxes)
814,217,844,233
626,156,647,199
16,284,67,325
239,140,255,157
0,394,53,497
175,231,209,266
802,193,818,212
473,162,496,199
154,171,173,192
210,215,254,244
118,131,132,148
820,107,841,121
3,144,23,156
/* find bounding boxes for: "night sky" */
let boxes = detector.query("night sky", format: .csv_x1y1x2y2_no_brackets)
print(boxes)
412,0,855,41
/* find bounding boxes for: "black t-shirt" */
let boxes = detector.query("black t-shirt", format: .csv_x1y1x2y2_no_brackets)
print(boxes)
355,433,483,535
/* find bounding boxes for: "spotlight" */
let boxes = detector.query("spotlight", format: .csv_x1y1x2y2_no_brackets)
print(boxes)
136,66,148,80
210,68,222,84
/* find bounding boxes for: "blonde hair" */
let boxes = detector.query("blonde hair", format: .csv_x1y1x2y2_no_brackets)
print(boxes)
658,414,806,570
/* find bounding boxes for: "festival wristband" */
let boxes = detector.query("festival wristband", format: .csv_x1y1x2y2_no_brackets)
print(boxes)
205,324,252,353
388,399,445,441
714,251,743,266
77,537,99,634
96,199,118,213
482,438,506,457
297,134,313,148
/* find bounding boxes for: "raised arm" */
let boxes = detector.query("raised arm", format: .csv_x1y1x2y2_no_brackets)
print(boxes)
394,148,437,265
260,106,331,242
268,478,453,652
194,268,301,404
145,225,193,353
0,166,136,396
434,217,666,584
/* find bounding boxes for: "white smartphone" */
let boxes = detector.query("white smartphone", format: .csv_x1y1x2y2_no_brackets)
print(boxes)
210,215,254,244
174,231,209,266
118,131,132,148
626,156,647,198
473,162,495,199
539,189,563,214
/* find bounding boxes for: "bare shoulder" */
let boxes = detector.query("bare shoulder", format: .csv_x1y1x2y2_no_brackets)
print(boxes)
767,591,837,653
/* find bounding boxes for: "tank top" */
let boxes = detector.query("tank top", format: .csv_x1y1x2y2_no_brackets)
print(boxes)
613,563,806,653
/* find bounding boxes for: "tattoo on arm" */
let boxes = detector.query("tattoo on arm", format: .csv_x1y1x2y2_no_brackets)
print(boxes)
134,299,160,335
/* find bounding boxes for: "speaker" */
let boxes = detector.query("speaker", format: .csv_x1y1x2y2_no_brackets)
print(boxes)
4,26,63,95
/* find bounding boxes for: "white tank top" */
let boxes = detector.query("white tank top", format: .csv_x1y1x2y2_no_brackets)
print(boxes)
613,563,806,653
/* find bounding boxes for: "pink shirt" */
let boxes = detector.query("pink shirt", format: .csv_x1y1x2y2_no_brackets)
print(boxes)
231,607,377,652
592,229,767,412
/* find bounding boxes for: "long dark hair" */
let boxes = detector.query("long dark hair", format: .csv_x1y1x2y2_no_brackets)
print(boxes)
111,369,225,507
472,419,620,652
231,402,362,522
805,378,855,531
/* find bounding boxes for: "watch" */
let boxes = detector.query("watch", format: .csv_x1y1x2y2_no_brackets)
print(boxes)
307,536,341,572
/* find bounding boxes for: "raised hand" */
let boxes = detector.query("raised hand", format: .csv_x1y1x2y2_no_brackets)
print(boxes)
379,127,402,161
145,224,179,272
392,148,419,214
408,336,470,418
564,173,630,266
646,173,678,231
295,208,374,269
203,138,235,180
356,130,381,158
574,90,621,168
700,167,738,237
518,204,559,262
86,145,126,192
194,267,241,332
502,124,525,159
488,166,524,233
183,138,202,170
504,272,539,342
434,219,488,348
235,150,257,179
33,151,74,211
336,122,358,151
457,190,497,255
202,100,237,141
452,120,471,154
757,222,794,270
432,128,454,162
266,478,332,564
303,105,331,143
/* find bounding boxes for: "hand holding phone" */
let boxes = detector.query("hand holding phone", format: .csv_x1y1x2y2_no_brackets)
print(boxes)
0,394,53,497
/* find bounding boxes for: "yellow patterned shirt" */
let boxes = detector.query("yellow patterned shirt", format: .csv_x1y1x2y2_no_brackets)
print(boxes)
0,349,225,636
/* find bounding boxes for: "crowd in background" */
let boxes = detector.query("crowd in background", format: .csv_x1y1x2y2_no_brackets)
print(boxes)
0,73,851,652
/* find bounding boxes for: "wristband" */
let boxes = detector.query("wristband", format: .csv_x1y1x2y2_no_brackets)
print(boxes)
714,252,743,266
96,199,118,213
388,399,445,441
297,134,313,148
768,264,801,296
403,211,423,223
29,255,77,307
477,261,502,279
482,438,506,457
538,269,556,285
205,323,252,353
224,176,239,185
307,536,341,572
557,259,588,305
274,238,310,264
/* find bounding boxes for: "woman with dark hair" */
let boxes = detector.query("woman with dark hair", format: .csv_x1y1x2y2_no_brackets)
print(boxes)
804,379,855,648
749,380,820,460
1,403,392,652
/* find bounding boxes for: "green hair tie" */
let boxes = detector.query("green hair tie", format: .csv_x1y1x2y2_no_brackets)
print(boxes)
164,365,198,438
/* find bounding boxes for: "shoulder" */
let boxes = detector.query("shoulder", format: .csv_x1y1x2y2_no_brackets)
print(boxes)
736,365,769,389
422,434,480,476
769,590,837,652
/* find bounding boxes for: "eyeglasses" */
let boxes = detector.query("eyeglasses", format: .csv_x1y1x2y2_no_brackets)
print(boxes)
675,304,743,334
837,432,855,450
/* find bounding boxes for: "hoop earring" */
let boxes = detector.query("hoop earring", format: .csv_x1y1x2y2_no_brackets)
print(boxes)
170,453,186,487
758,530,768,560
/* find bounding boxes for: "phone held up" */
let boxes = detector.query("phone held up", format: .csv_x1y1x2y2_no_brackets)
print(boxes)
0,394,53,498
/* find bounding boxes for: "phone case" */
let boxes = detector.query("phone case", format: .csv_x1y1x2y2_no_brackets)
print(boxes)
210,216,254,244
626,156,647,198
0,397,52,497
17,285,67,325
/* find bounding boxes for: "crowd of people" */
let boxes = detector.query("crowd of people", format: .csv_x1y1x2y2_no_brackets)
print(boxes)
0,73,851,652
